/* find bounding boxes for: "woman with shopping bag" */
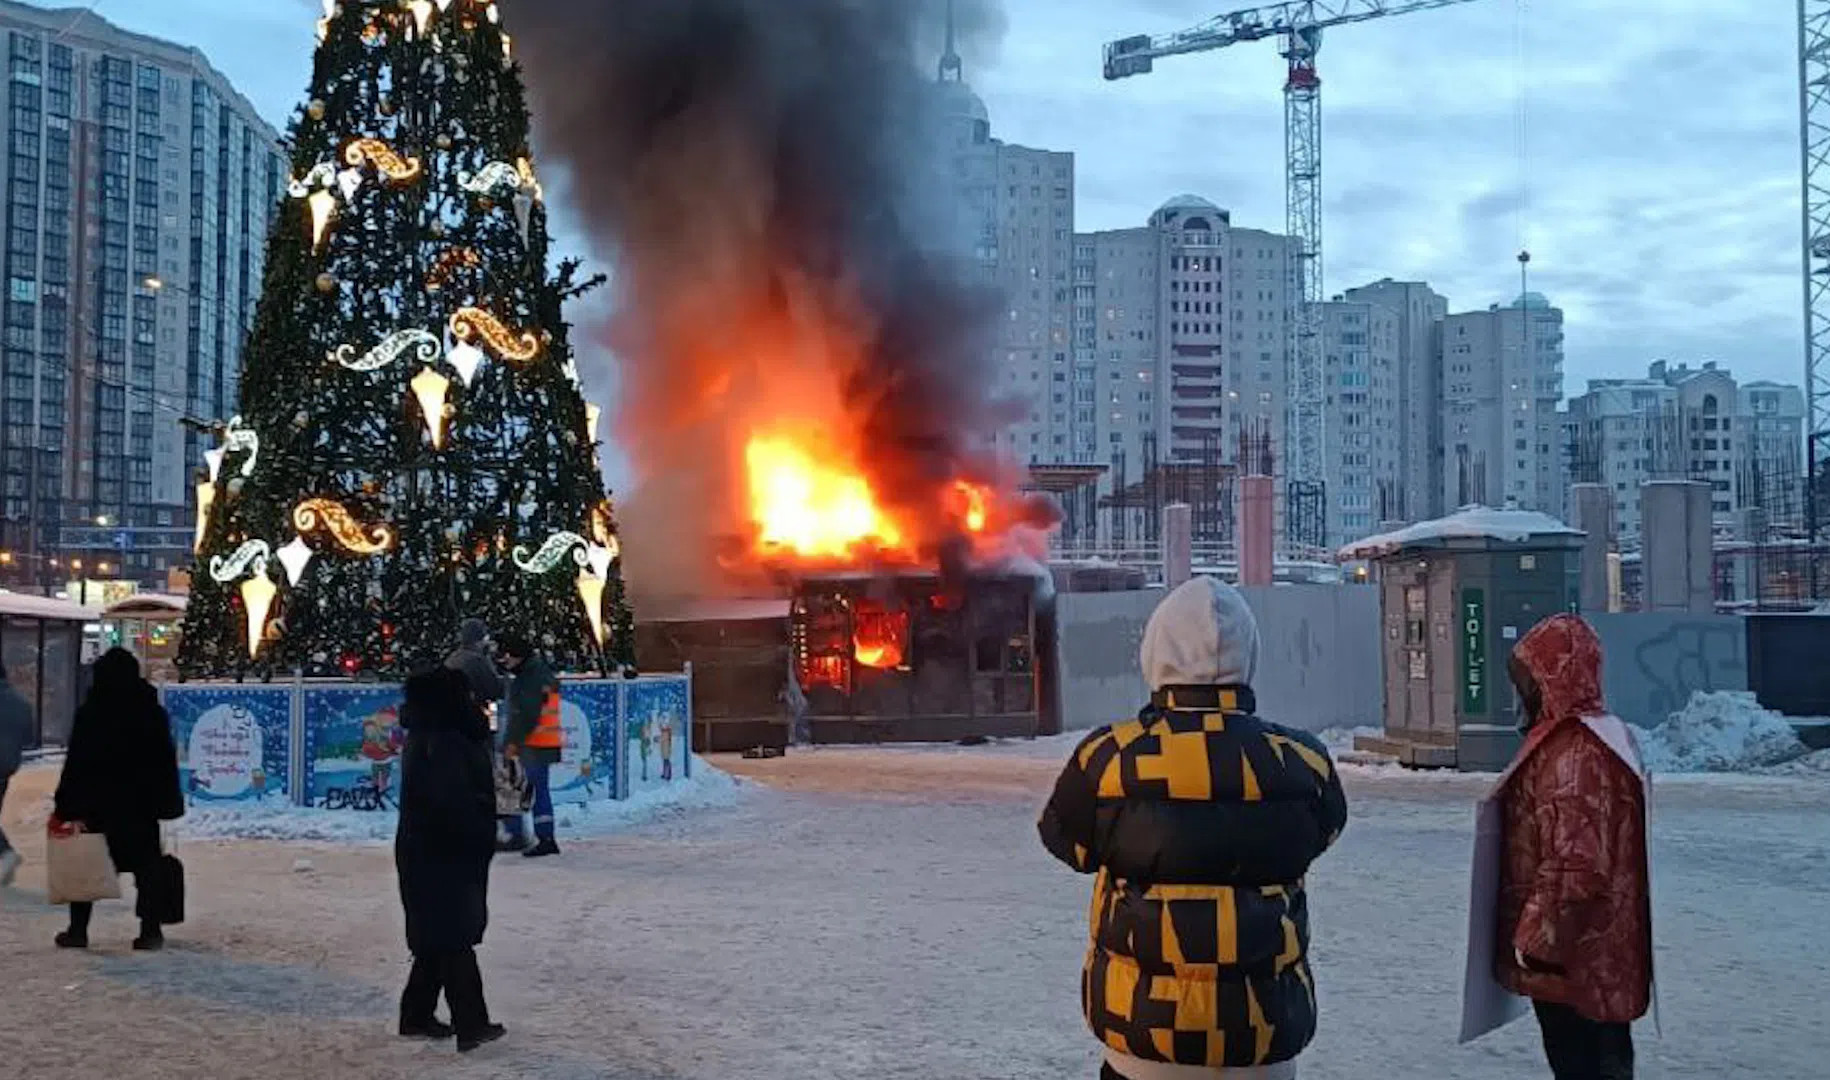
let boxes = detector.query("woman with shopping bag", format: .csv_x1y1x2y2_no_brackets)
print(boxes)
51,648,183,951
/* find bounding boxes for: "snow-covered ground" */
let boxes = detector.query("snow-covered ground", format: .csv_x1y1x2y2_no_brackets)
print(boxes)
2,756,741,845
2,741,1826,1079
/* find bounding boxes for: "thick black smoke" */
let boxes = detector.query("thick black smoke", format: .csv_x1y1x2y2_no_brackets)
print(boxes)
511,0,1032,599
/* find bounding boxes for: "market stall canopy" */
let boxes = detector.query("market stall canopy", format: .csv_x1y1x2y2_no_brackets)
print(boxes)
0,591,102,622
1339,507,1584,561
103,593,189,620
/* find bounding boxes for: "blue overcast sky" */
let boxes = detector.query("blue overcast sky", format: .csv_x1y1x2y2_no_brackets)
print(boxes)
71,0,1807,399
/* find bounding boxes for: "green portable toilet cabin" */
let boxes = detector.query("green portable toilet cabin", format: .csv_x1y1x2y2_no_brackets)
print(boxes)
1340,508,1585,772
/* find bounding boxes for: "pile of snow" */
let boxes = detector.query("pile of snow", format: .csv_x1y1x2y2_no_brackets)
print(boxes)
1637,692,1827,775
176,756,743,845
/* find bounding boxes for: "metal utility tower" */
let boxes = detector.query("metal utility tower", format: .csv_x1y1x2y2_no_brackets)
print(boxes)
1802,0,1830,597
1105,0,1481,547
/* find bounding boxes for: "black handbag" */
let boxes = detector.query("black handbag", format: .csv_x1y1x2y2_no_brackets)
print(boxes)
142,853,185,926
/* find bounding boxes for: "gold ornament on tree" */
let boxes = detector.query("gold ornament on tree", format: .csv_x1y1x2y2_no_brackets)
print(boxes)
342,137,423,185
294,498,398,554
316,272,338,293
424,247,480,292
241,571,278,659
409,366,453,448
405,0,435,38
589,501,618,547
193,481,216,553
450,306,542,363
576,572,607,646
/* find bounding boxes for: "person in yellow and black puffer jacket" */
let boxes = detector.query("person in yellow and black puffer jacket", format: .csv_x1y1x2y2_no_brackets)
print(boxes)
1039,576,1348,1080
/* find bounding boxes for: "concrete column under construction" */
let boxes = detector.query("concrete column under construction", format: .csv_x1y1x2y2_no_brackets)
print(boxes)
1162,503,1192,589
1639,480,1714,613
1569,483,1614,613
1238,476,1274,587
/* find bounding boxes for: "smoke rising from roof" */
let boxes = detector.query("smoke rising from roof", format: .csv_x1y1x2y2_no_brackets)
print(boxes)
512,0,1036,605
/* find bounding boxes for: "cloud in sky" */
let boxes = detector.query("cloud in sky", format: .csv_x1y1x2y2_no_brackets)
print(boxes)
78,0,1808,401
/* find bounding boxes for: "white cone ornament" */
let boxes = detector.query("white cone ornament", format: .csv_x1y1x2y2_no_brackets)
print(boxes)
337,167,364,203
513,193,534,244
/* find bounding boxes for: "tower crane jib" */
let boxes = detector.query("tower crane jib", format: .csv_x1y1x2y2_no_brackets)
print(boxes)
1102,0,1483,550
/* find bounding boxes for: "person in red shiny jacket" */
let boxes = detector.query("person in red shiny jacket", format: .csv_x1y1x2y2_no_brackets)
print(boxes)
1496,614,1652,1080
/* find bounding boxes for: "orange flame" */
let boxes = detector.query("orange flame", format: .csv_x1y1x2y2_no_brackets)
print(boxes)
851,606,908,669
745,434,906,559
743,434,1001,565
853,637,902,668
952,480,989,533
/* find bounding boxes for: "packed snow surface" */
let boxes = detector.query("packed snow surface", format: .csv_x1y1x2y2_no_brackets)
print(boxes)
2,743,1826,1079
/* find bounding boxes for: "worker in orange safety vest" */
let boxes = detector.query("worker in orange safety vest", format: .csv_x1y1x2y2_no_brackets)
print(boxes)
496,631,563,858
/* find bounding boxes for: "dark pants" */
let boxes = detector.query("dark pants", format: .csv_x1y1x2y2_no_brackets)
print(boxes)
401,948,492,1034
0,774,12,854
68,821,164,933
67,900,161,938
1535,1001,1635,1080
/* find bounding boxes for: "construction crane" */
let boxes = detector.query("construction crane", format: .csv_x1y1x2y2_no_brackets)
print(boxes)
1803,1,1830,598
1104,0,1481,549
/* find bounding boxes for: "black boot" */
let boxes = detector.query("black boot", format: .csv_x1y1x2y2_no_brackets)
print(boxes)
58,903,92,948
133,920,165,952
521,839,560,859
399,1019,455,1039
457,1023,507,1053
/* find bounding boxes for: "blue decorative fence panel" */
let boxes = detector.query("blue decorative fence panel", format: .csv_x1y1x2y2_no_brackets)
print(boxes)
302,684,408,812
162,684,293,807
156,669,691,812
623,676,692,800
552,680,622,806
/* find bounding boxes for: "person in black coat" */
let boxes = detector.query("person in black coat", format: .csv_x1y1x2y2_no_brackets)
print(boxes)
394,666,506,1053
52,647,183,951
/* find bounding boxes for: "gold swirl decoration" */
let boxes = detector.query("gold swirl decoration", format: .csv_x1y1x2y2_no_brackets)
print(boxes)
589,500,617,546
450,306,543,363
342,137,422,185
293,497,398,555
516,156,544,202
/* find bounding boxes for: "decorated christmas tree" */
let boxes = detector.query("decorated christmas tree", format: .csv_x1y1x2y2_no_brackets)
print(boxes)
177,0,634,680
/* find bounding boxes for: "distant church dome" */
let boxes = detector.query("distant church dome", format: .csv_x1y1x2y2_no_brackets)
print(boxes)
1151,194,1230,229
936,78,989,126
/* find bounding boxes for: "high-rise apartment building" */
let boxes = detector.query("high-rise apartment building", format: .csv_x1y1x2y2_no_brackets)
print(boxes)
1339,278,1447,523
1075,196,1299,539
934,49,1074,466
0,2,282,582
1440,292,1565,516
1319,298,1399,545
1568,360,1807,544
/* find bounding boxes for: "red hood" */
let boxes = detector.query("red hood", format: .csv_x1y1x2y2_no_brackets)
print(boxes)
1512,613,1605,733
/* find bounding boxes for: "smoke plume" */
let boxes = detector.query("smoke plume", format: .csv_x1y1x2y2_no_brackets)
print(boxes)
512,0,1038,605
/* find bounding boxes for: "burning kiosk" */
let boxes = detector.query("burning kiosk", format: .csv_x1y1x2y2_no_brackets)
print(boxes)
790,568,1057,744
